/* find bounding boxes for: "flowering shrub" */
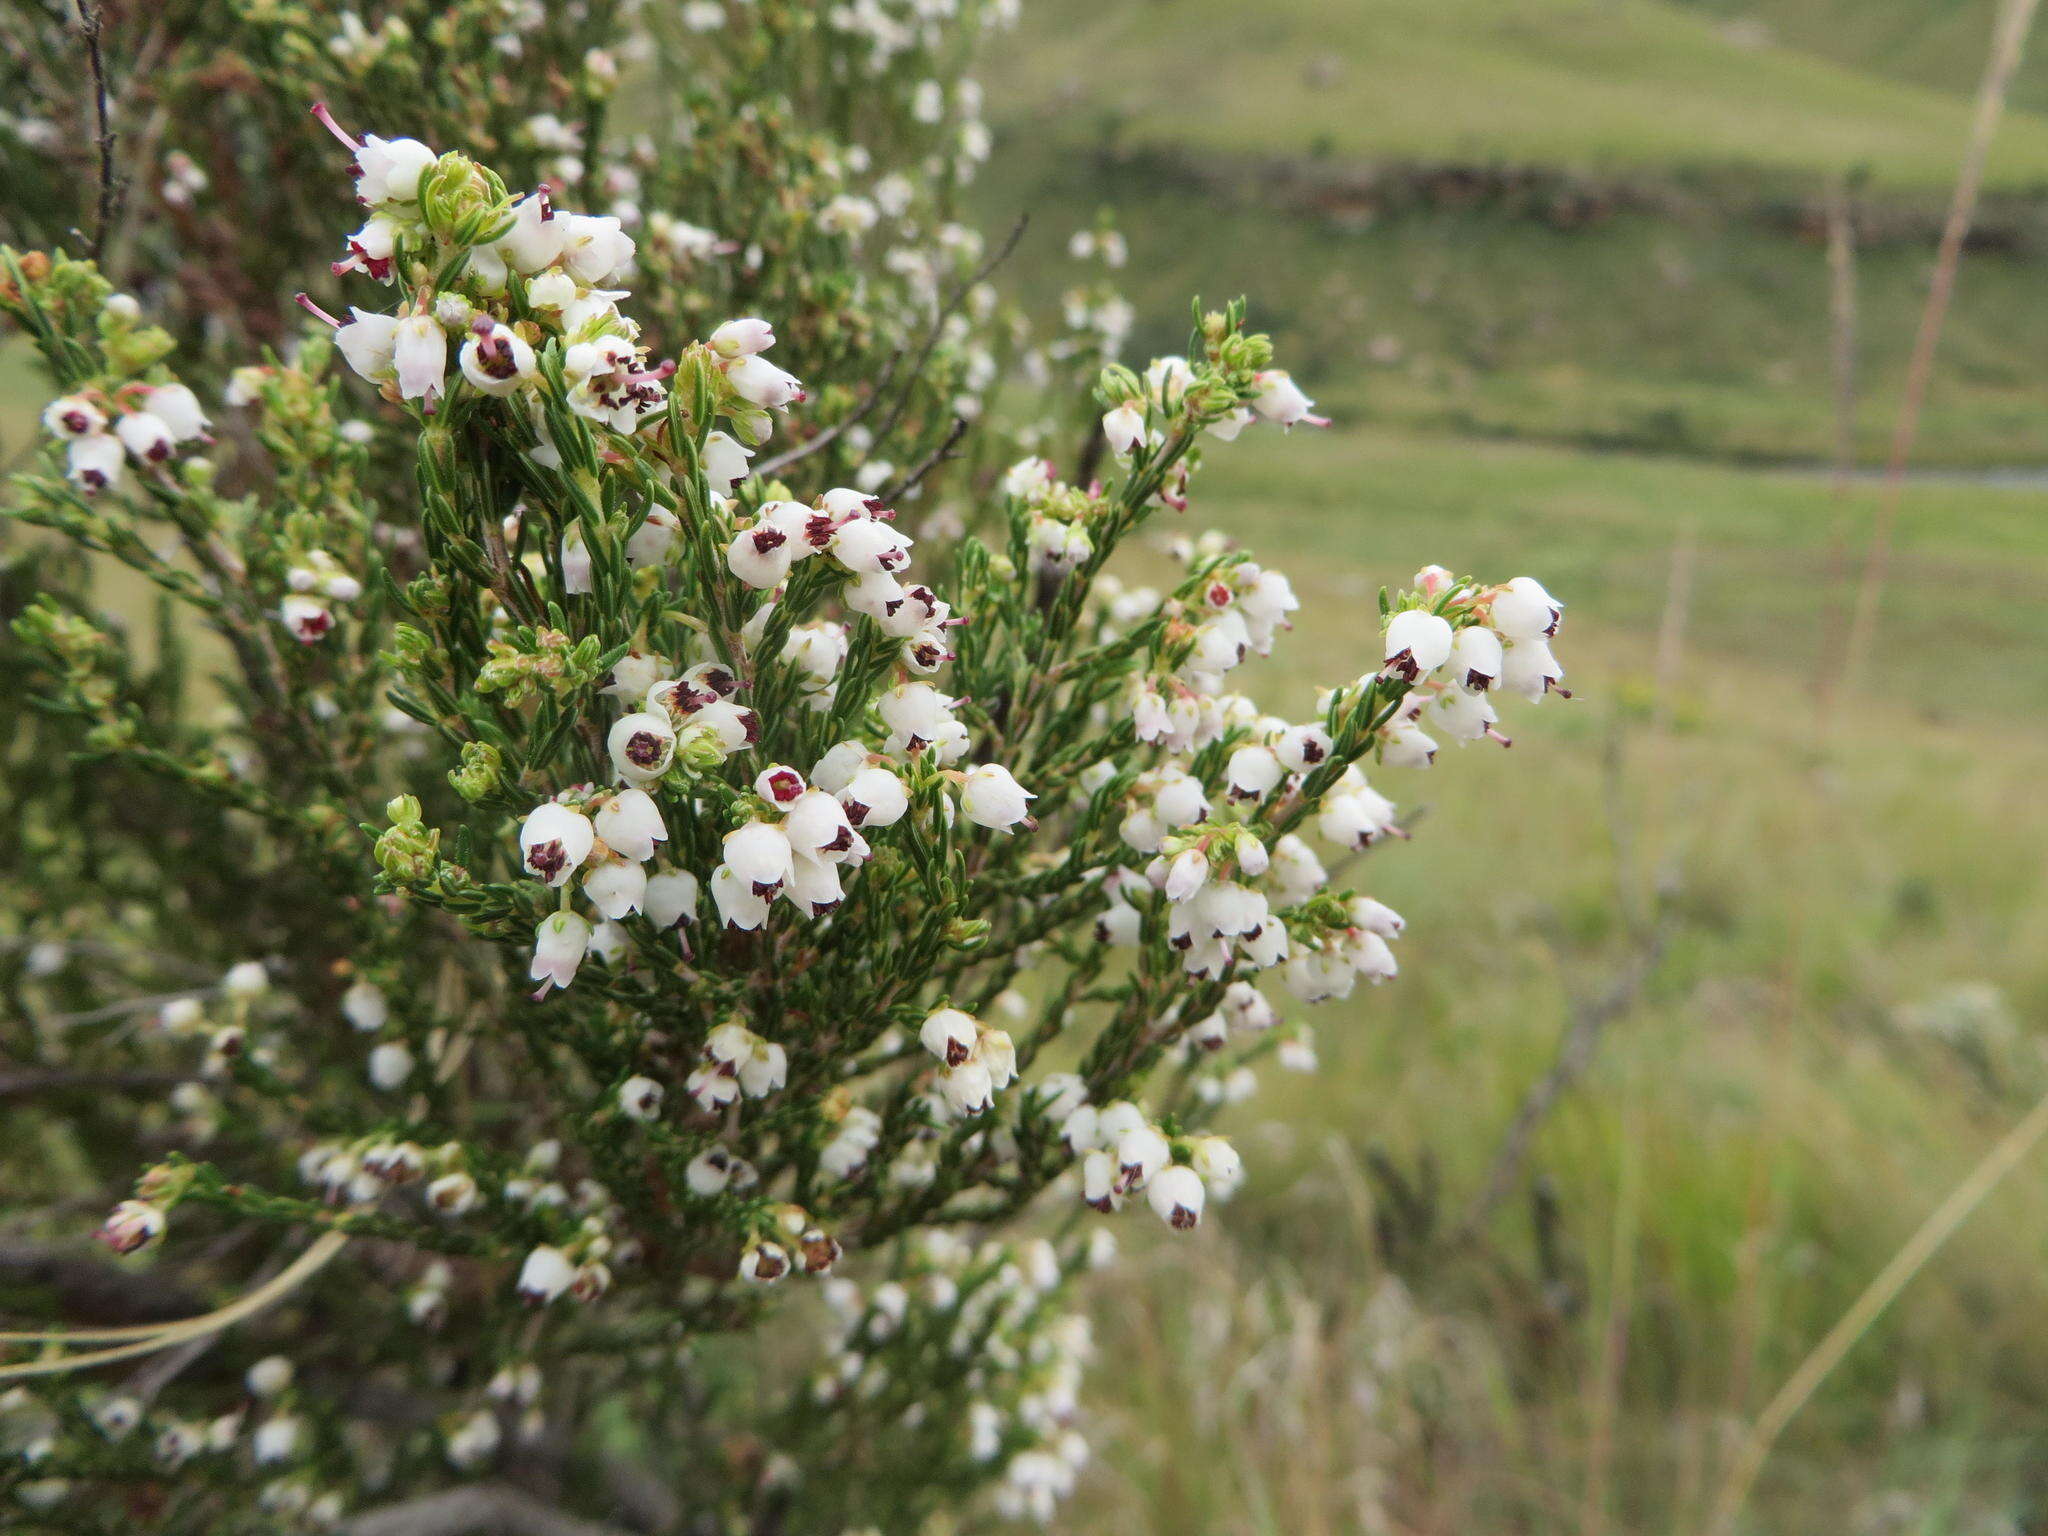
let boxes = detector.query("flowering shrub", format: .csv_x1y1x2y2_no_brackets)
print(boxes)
0,3,1566,1530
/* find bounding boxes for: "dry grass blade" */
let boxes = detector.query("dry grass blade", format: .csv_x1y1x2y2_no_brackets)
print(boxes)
1840,0,2042,698
0,1230,348,1376
1704,1083,2048,1536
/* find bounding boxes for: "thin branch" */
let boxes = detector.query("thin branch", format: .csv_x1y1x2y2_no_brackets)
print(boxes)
340,1485,639,1536
864,215,1029,453
1453,929,1666,1241
0,1242,206,1328
0,1068,194,1101
883,415,970,503
0,935,214,979
0,1230,349,1378
751,345,905,480
25,987,213,1031
1841,0,2040,697
75,0,119,263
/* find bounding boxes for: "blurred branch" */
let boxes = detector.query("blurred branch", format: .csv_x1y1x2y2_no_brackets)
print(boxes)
0,1068,194,1100
884,415,970,503
27,988,212,1031
341,1486,638,1536
1072,416,1106,489
0,1242,205,1327
863,214,1029,454
1453,928,1665,1243
73,1,119,263
1811,176,1861,725
1841,0,2041,697
751,346,904,480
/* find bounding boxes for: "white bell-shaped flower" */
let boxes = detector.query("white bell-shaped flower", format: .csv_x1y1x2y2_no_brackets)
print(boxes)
521,803,595,886
592,788,666,862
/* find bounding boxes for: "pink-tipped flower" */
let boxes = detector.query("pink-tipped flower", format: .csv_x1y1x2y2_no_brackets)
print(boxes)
709,317,777,358
1248,369,1327,428
726,353,806,409
529,912,592,992
99,1199,166,1255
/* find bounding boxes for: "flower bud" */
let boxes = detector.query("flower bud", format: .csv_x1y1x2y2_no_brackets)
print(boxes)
98,1199,166,1255
958,763,1035,831
517,1244,575,1305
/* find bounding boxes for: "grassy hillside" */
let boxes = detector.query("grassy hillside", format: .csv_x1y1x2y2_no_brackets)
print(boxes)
996,0,2048,189
1680,0,2048,117
1184,424,2048,708
989,152,2048,465
986,0,2048,467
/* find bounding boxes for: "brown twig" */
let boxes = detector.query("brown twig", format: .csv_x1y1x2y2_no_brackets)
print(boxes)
883,415,970,503
751,346,905,480
75,1,119,264
0,1067,195,1100
1811,175,1862,725
1841,0,2040,697
863,214,1029,453
1072,416,1107,489
0,1243,206,1328
1452,929,1666,1241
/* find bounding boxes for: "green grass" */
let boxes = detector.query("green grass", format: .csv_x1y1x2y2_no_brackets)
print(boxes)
985,148,2048,466
1187,423,2048,708
1678,0,2048,118
988,0,2048,468
1071,423,2048,1532
996,0,2048,190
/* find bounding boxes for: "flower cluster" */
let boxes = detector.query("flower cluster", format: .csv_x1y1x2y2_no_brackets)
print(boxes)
41,377,208,494
0,5,1568,1528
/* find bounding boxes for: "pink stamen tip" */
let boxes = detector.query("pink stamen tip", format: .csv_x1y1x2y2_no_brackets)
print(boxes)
309,101,361,153
293,293,344,329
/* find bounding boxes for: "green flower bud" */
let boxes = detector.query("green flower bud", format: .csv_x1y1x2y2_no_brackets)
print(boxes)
944,917,992,953
449,741,504,803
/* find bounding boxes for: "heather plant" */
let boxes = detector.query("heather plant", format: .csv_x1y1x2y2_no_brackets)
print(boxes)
0,3,1568,1531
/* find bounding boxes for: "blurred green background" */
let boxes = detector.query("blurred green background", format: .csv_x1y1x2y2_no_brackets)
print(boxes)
974,1,2048,1532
